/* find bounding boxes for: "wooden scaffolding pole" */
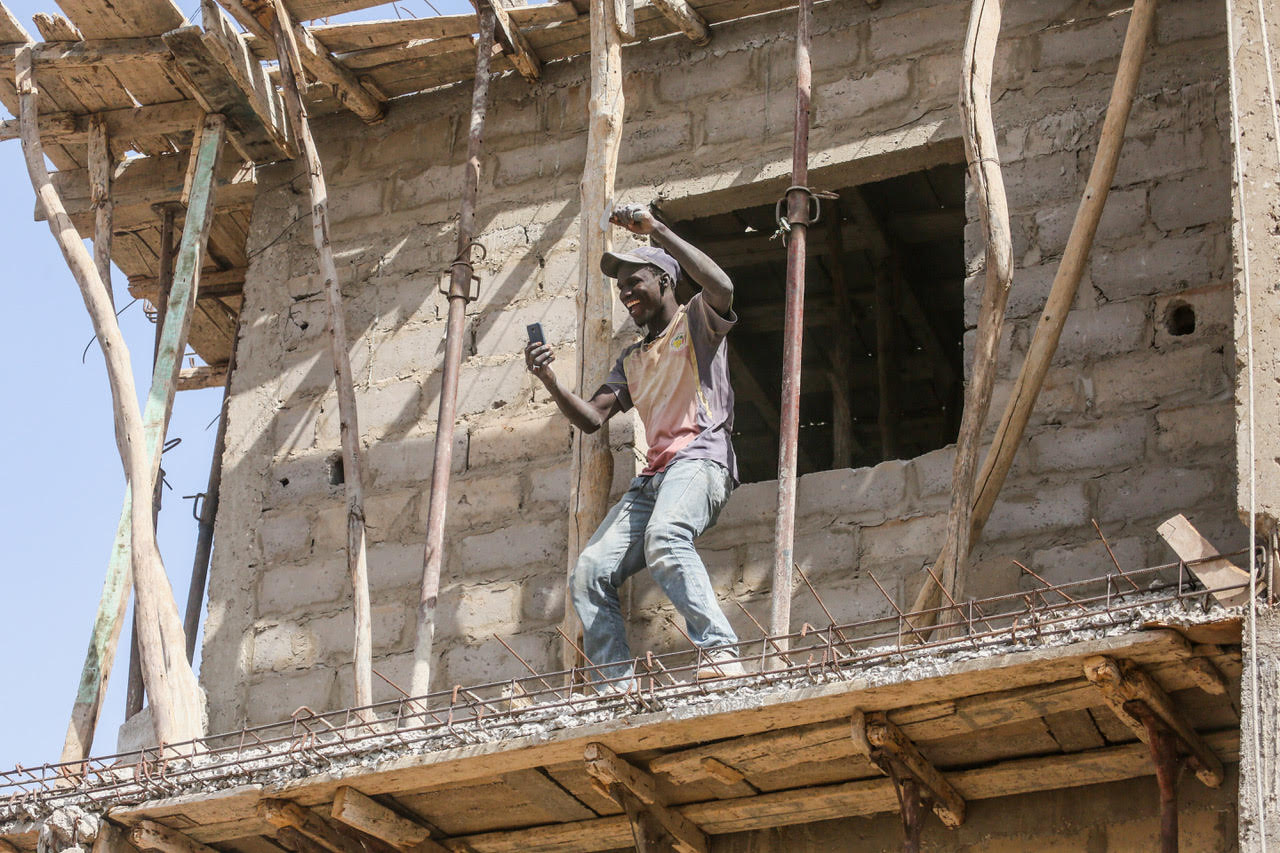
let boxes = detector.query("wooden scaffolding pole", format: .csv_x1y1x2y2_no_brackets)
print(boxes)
271,0,373,709
911,0,1156,629
907,0,1014,629
410,3,497,698
88,115,113,306
561,0,623,670
18,47,205,750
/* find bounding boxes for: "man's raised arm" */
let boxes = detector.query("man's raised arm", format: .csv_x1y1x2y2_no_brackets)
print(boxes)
614,209,734,316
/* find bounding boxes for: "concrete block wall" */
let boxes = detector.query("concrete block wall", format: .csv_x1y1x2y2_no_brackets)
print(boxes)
201,0,1240,730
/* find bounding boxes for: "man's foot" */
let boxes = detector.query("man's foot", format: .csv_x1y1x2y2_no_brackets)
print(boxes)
696,649,747,681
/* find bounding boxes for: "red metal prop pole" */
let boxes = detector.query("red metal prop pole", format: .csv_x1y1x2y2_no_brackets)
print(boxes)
412,9,496,696
769,0,813,648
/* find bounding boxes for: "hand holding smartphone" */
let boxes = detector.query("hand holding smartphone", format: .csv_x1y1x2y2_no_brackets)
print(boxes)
525,322,553,380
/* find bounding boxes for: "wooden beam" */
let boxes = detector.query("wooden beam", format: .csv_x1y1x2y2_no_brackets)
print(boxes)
129,267,245,301
1083,655,1225,788
201,0,294,159
649,0,709,44
177,362,228,391
851,711,966,828
825,199,855,468
129,821,219,853
32,12,82,41
164,24,292,164
562,0,622,670
584,742,708,853
42,152,255,225
88,114,113,305
0,101,205,150
481,0,540,81
330,787,450,853
260,801,364,853
0,37,171,66
1157,514,1256,607
271,0,374,710
216,0,385,123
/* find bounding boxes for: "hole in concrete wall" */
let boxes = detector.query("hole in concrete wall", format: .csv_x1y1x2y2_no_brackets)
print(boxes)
328,455,345,486
1165,301,1196,336
669,163,966,484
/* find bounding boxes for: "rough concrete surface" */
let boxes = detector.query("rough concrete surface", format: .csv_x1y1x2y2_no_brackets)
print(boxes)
200,0,1245,738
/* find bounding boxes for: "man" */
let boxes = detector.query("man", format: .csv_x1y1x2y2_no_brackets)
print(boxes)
524,207,743,685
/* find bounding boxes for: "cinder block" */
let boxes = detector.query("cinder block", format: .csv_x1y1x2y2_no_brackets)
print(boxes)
1051,300,1150,364
912,445,957,500
1029,415,1148,473
1032,535,1146,585
495,136,588,188
1113,125,1223,186
259,510,314,564
1095,465,1220,523
1153,284,1232,348
1092,233,1227,302
367,542,425,592
469,413,572,468
815,64,912,125
984,482,1090,540
1038,15,1127,67
793,528,859,582
316,381,424,447
520,572,565,624
1155,402,1233,455
245,667,336,726
624,113,694,161
860,513,947,567
367,324,450,383
1150,171,1230,232
309,602,409,664
1156,0,1228,45
1034,188,1147,257
796,461,909,523
259,553,349,613
455,360,530,417
655,47,752,103
440,630,556,686
459,521,563,574
1093,345,1226,408
391,163,465,213
366,432,468,489
867,1,966,62
249,621,318,672
434,472,523,530
528,464,572,508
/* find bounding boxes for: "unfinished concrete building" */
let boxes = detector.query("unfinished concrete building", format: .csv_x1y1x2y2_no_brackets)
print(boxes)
0,0,1276,848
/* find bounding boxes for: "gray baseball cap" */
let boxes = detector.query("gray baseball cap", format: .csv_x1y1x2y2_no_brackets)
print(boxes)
600,245,680,282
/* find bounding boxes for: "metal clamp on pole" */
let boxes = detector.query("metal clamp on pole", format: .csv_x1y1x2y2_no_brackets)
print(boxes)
439,240,488,302
772,186,836,242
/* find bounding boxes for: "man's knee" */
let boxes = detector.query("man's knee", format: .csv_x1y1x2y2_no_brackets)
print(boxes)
643,521,695,563
571,545,613,605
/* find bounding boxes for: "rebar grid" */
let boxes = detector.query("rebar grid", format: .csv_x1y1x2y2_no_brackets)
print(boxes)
0,554,1251,823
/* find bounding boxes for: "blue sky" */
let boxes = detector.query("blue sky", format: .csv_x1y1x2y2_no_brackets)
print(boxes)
0,0,478,771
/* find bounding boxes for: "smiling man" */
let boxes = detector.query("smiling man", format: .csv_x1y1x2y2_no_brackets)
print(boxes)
524,207,742,686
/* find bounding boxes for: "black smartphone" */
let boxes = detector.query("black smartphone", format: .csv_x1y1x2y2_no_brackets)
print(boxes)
527,322,545,345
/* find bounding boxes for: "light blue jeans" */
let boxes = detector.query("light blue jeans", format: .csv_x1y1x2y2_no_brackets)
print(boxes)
571,457,739,682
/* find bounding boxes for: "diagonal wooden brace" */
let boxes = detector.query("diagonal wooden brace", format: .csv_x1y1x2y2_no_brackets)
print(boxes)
259,800,365,853
1083,655,1224,788
330,787,451,853
584,742,708,853
851,711,966,830
476,0,540,81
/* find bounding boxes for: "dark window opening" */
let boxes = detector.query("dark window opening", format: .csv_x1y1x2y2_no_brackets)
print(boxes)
328,454,345,486
670,164,967,484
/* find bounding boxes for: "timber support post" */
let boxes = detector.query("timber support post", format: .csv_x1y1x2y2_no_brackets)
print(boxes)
563,0,623,673
19,45,205,749
584,742,708,853
410,2,497,698
769,0,814,647
851,711,966,852
271,0,374,710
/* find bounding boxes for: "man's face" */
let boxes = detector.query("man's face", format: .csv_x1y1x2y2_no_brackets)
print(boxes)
615,263,668,326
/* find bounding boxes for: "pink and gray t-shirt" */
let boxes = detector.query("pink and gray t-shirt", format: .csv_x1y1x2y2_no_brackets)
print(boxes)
604,292,738,483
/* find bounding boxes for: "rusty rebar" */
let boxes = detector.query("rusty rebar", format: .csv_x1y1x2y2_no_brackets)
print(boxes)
1013,560,1078,604
494,635,568,701
1092,518,1141,591
793,563,854,654
868,571,927,644
733,599,796,666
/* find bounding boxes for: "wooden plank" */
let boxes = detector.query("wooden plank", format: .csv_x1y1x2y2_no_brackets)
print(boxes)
55,0,185,38
501,769,597,823
1083,655,1225,787
1157,514,1256,607
483,0,540,81
164,25,291,164
45,152,254,225
177,363,228,391
338,36,474,74
452,730,1240,852
260,801,362,853
130,821,220,853
33,13,83,41
650,0,709,44
0,38,172,66
1043,709,1106,753
201,0,295,159
0,101,204,153
113,629,1198,837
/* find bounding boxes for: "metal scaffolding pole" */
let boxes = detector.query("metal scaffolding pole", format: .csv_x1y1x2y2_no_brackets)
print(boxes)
411,7,497,696
769,0,814,647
